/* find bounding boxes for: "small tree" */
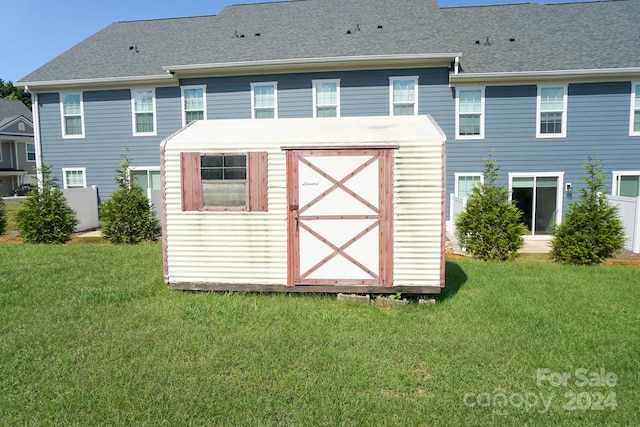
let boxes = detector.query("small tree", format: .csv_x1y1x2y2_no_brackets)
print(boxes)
15,164,77,244
0,196,7,235
551,157,624,265
100,155,161,244
455,157,528,261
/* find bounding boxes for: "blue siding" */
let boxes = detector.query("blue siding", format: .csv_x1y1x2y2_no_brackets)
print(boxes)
38,68,640,228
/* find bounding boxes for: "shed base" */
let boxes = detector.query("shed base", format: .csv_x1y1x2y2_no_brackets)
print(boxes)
167,283,442,295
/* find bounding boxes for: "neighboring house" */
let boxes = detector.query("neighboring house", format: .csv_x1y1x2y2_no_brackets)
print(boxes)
0,98,35,196
16,0,640,239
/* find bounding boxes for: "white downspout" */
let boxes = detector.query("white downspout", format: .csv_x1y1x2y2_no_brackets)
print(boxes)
454,56,460,75
29,89,44,186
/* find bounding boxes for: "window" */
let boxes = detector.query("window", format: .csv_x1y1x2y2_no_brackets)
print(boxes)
537,85,567,137
456,88,484,138
181,152,268,211
390,77,418,116
631,82,640,136
312,79,340,118
181,86,206,126
63,168,86,189
455,173,483,199
251,82,277,119
131,89,156,135
613,172,640,197
26,143,36,162
130,167,161,190
60,92,84,138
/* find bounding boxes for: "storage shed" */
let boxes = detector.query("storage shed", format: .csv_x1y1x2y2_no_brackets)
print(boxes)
161,115,446,294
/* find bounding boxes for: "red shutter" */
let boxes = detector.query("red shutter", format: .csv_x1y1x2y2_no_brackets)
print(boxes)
181,152,201,211
248,151,268,212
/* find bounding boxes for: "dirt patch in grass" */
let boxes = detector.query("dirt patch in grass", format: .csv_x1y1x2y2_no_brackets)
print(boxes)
0,231,21,244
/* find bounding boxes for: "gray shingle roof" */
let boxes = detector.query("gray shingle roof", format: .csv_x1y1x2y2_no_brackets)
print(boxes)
19,0,457,83
18,0,640,84
0,98,32,123
441,0,640,73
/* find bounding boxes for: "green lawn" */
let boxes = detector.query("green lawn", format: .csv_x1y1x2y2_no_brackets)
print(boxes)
0,243,638,425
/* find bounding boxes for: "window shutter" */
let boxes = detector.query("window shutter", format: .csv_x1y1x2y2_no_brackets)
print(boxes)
248,151,268,212
181,152,201,211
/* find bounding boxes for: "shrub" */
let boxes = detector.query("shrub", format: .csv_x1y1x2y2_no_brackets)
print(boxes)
100,155,161,244
0,196,7,235
15,164,77,244
455,157,528,261
551,156,625,265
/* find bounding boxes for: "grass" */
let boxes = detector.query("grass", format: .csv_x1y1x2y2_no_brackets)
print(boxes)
0,243,638,425
1,200,21,235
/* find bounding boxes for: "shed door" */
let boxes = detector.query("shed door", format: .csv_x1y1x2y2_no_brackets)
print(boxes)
287,149,393,286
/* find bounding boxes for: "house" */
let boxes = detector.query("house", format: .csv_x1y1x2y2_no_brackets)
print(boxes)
161,116,446,293
15,0,640,242
0,98,35,196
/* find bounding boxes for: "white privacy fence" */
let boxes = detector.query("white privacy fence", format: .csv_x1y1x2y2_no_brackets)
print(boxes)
62,186,100,232
448,194,467,235
609,195,640,253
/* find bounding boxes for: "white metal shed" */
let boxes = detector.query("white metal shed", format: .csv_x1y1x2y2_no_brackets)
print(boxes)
161,115,446,294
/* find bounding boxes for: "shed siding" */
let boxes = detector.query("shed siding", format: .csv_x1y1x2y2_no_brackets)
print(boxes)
162,117,444,288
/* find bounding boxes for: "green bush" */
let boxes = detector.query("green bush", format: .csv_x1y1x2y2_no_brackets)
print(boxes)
100,155,161,244
15,164,77,244
551,157,625,265
455,157,528,261
0,196,7,235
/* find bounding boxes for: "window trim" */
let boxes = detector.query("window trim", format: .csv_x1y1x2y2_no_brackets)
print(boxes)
181,151,268,212
455,87,485,139
62,167,87,189
131,88,157,136
312,79,340,118
630,82,640,136
389,76,418,116
25,143,36,162
536,84,568,138
454,173,484,198
612,171,640,197
250,82,278,119
60,91,85,139
181,85,207,127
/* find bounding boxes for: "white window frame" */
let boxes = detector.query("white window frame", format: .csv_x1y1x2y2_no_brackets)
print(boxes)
131,88,157,136
612,171,640,197
454,173,484,198
250,82,278,119
389,76,418,116
536,85,567,138
312,79,340,118
60,91,85,138
181,85,207,127
128,166,161,189
508,172,564,238
25,143,36,162
62,168,87,189
455,87,485,139
630,82,640,136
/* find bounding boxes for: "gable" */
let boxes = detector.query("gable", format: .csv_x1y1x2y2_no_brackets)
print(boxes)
0,116,34,137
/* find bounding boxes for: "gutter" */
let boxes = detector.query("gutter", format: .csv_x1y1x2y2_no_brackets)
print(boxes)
17,73,178,92
450,67,640,85
163,53,462,76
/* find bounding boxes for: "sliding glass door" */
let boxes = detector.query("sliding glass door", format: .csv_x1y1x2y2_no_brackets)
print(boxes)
510,174,562,236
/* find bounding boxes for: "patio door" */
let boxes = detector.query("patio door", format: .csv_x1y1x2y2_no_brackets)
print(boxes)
286,149,393,286
510,174,562,236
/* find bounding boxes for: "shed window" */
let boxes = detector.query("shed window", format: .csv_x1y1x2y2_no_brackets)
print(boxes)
181,152,268,211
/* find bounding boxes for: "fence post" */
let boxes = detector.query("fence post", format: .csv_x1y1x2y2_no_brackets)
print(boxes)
634,196,640,254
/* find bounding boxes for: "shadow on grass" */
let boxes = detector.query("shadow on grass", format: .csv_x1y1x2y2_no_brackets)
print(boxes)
439,260,467,301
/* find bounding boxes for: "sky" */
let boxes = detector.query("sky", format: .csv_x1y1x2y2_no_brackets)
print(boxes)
3,0,596,84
